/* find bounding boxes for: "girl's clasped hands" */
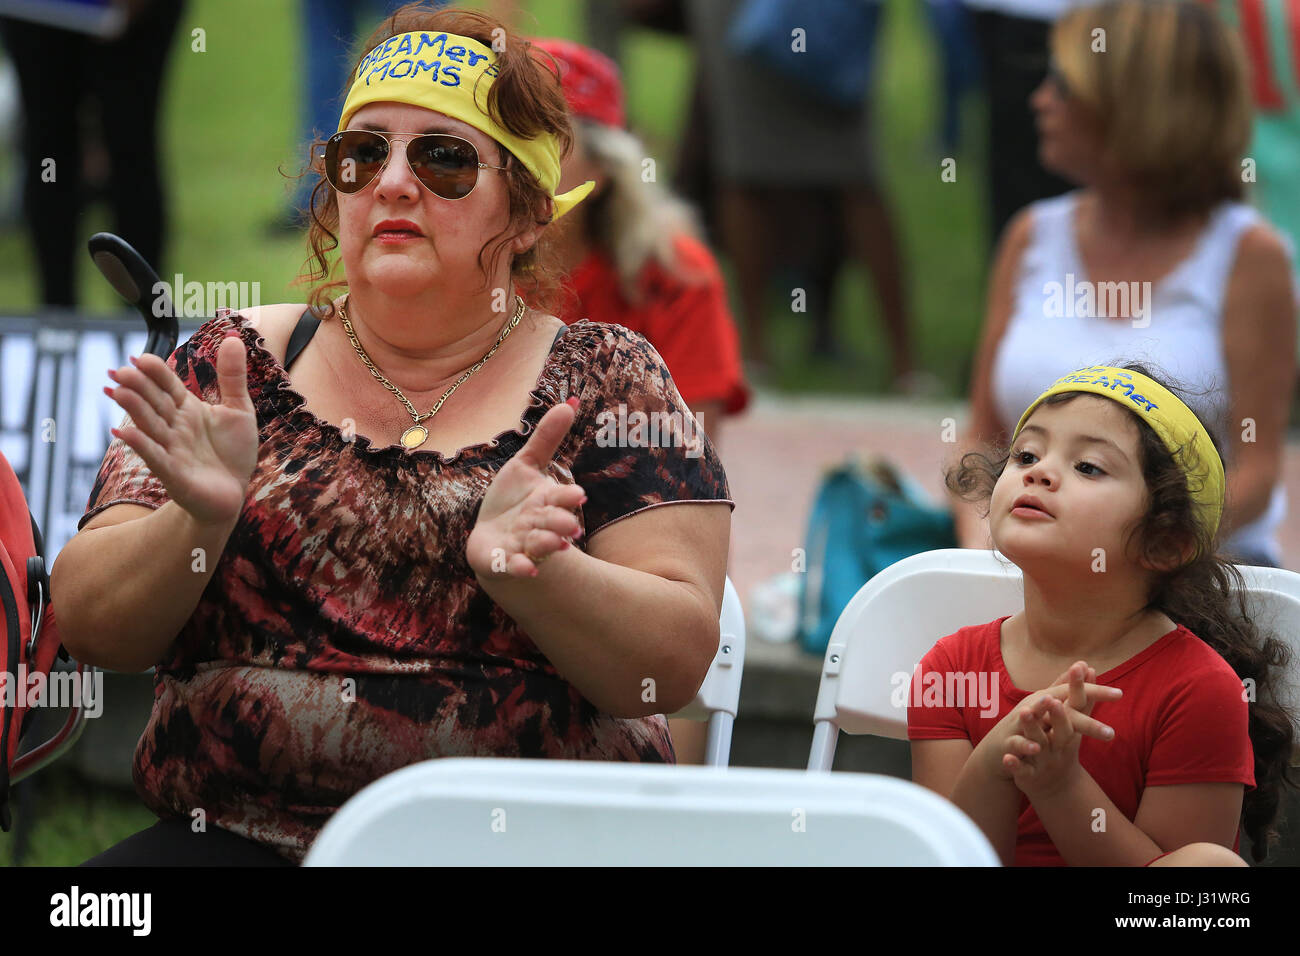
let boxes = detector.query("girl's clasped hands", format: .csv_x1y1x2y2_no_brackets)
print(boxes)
991,663,1123,799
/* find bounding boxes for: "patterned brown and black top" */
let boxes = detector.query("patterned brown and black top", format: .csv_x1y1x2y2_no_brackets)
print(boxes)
79,309,734,863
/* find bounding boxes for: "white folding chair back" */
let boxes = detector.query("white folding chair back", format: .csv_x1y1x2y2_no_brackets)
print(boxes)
808,549,1022,769
669,576,745,766
807,549,1300,771
304,757,998,866
1231,565,1300,719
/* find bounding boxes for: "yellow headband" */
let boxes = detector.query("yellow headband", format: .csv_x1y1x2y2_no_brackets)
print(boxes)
1011,366,1226,541
337,30,594,219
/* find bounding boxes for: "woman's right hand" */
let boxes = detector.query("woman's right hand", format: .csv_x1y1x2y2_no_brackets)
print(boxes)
105,332,259,527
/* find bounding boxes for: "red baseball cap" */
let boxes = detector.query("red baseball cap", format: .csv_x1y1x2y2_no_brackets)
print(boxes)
531,37,626,129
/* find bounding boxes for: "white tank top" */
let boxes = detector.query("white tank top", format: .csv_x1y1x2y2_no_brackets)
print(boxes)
990,190,1287,564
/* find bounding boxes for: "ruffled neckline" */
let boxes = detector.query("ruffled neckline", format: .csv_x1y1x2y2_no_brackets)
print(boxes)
215,307,601,468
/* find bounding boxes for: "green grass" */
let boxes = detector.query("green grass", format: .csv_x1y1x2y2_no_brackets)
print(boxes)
0,0,985,865
0,766,156,867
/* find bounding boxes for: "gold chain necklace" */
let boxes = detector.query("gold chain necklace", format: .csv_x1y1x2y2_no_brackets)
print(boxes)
337,293,526,450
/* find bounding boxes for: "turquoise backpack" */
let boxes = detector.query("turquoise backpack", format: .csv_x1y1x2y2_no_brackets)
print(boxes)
798,457,958,655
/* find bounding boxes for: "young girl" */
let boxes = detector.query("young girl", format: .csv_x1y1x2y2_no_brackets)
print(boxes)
911,363,1296,866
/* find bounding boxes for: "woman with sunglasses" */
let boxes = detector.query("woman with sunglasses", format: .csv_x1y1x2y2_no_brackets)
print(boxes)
56,5,733,866
950,0,1297,574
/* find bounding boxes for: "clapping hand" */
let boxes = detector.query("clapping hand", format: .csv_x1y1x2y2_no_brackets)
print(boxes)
467,397,587,579
105,332,259,527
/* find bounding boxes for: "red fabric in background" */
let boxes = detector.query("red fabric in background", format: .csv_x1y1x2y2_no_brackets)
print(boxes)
555,234,751,416
530,37,626,129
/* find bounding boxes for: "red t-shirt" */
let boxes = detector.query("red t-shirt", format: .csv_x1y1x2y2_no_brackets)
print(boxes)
555,234,750,416
907,616,1256,866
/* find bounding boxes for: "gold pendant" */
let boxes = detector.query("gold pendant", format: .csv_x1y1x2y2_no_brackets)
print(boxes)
400,424,429,449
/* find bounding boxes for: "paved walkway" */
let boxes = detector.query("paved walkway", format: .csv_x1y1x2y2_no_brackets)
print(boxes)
721,392,1300,610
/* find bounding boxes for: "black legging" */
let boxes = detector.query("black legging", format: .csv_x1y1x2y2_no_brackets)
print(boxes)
81,818,296,867
0,1,186,306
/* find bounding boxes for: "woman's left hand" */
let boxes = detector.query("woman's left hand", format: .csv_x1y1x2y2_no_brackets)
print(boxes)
467,397,587,579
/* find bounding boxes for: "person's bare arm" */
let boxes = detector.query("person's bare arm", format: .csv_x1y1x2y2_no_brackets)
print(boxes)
666,399,726,760
476,498,730,718
51,334,259,671
1009,690,1243,866
1218,225,1296,539
1033,773,1241,866
913,738,1022,864
467,401,729,718
51,503,239,672
951,210,1034,548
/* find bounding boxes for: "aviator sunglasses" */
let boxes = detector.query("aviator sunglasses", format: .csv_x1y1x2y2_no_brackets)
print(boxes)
324,129,508,199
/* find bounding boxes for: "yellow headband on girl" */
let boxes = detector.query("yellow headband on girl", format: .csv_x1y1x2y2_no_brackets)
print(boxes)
337,30,595,219
1012,366,1226,540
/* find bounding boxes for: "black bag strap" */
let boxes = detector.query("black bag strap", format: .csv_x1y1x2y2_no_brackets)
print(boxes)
285,309,321,371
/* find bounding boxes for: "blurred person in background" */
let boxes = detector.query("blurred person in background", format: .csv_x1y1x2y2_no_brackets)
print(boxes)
1215,0,1300,257
926,0,984,158
952,0,1296,577
963,0,1079,242
1213,0,1300,385
534,37,748,765
276,0,416,230
626,0,847,362
0,52,21,228
535,38,749,442
0,0,186,306
684,0,918,391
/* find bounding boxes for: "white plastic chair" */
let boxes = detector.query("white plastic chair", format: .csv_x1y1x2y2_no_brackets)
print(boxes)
303,756,998,865
668,576,745,767
807,548,1300,770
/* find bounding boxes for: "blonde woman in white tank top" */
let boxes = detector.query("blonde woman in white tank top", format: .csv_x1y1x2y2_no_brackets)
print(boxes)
952,0,1297,567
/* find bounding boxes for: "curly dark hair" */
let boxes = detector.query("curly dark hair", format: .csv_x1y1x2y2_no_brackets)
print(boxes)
286,4,573,318
947,361,1297,862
